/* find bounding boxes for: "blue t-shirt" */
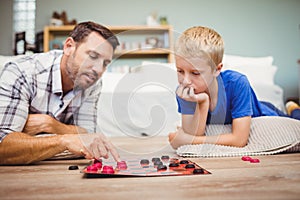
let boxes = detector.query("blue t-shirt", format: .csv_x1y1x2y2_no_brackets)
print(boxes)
176,70,278,124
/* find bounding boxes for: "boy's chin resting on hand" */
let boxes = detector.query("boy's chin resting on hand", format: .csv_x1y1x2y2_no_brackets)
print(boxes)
168,128,197,149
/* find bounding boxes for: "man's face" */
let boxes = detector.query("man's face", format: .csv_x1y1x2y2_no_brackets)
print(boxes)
66,32,114,90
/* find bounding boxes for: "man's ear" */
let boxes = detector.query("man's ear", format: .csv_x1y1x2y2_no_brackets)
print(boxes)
63,37,76,56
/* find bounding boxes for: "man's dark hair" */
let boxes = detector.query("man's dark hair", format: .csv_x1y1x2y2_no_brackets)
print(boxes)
69,21,119,50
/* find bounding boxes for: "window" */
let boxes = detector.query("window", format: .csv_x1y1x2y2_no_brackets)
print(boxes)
13,0,36,45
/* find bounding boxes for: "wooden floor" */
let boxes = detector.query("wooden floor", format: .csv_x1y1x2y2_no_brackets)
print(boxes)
0,136,299,200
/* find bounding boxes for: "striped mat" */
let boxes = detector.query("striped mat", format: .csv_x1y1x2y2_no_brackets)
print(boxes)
176,116,300,157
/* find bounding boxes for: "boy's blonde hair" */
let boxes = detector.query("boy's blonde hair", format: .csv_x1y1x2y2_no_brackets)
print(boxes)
175,26,224,70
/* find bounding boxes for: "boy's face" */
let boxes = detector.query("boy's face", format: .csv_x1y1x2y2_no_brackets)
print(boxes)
175,56,218,94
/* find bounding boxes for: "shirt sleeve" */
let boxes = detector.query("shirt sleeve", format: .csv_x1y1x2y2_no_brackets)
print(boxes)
0,62,31,142
176,94,197,115
229,75,253,119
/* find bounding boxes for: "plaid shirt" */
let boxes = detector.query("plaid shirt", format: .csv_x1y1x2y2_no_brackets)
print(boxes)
0,50,101,142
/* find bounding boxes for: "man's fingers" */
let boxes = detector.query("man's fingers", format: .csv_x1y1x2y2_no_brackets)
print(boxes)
90,135,120,162
78,146,93,159
106,142,121,162
91,137,108,159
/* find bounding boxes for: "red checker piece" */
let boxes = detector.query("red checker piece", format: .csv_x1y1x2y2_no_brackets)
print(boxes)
93,162,102,169
86,165,98,172
102,165,115,174
241,156,252,161
250,158,260,163
117,161,127,170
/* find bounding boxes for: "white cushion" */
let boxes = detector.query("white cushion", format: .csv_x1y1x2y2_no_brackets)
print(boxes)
223,65,278,86
223,54,274,68
132,61,176,72
98,68,180,137
101,72,126,93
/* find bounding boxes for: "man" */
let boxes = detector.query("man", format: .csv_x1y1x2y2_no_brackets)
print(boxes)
0,21,120,164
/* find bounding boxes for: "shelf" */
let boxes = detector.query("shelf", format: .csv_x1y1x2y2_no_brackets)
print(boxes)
108,25,172,33
43,25,174,62
115,49,170,55
44,25,75,31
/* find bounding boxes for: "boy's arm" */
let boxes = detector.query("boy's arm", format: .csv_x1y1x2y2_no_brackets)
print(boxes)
169,116,251,149
177,85,210,136
196,116,251,147
182,97,209,136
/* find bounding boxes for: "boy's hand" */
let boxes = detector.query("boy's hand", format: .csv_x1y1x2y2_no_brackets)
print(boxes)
176,84,209,103
168,127,197,149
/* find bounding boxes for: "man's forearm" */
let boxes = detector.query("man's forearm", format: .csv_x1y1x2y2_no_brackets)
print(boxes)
23,114,88,136
50,122,88,135
0,132,66,165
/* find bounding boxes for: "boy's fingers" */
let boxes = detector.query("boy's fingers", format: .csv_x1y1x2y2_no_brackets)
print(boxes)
182,87,190,98
176,85,184,96
189,87,195,96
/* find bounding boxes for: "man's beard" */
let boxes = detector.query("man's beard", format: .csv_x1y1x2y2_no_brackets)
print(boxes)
73,74,97,91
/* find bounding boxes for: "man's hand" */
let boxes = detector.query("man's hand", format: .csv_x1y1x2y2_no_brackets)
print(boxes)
60,133,120,162
23,114,87,135
176,84,209,103
0,131,121,164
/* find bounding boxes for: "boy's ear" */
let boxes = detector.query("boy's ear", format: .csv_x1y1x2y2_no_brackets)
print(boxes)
63,37,76,56
216,63,223,71
213,63,223,76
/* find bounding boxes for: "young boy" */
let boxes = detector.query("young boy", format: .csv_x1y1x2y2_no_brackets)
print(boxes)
168,26,300,149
